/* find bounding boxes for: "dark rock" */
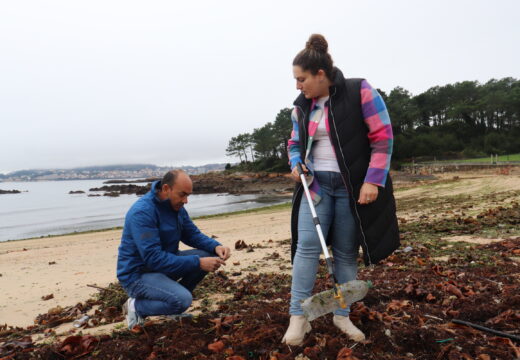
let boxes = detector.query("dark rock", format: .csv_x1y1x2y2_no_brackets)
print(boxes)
0,189,21,194
103,192,120,197
68,190,85,194
90,184,151,196
103,177,159,184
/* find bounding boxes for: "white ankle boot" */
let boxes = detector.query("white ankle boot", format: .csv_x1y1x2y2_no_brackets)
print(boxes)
333,315,365,341
281,315,312,345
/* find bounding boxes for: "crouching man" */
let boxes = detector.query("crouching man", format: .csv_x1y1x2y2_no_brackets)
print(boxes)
116,169,231,329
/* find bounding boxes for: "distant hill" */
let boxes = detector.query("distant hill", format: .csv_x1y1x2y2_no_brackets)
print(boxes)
71,164,161,172
0,163,228,182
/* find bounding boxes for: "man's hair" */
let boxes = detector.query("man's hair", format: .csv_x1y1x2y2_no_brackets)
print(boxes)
160,169,185,188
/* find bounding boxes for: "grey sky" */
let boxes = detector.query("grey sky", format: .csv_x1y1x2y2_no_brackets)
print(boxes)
1,0,519,173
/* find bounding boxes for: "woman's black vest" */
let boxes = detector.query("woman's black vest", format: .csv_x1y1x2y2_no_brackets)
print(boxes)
290,68,400,266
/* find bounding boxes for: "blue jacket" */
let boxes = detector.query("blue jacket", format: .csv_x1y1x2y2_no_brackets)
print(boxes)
117,181,221,288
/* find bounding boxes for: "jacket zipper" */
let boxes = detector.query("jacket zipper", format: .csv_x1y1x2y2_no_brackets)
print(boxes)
293,104,307,197
294,105,308,152
328,89,373,265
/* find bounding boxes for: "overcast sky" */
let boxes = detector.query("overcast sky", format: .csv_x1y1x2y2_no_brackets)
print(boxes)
1,0,519,173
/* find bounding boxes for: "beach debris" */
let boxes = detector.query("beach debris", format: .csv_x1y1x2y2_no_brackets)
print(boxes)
209,315,241,335
57,335,110,358
48,261,56,265
34,302,95,328
0,336,34,358
41,294,54,301
403,246,413,253
207,340,225,353
73,315,90,328
3,194,520,359
87,283,119,293
263,252,280,260
234,240,248,250
337,347,360,360
90,283,127,316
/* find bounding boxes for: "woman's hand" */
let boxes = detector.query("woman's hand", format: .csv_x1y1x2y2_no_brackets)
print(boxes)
358,183,379,205
291,164,308,182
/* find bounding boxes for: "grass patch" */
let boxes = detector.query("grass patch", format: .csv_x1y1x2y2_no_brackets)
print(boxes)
403,153,520,165
454,153,520,163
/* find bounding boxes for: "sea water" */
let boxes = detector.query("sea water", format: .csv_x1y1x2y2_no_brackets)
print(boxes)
0,180,288,242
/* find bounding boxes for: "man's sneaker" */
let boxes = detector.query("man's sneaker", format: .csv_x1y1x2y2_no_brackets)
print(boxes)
122,298,144,330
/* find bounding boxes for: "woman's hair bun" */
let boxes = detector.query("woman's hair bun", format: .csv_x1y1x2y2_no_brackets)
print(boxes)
305,34,328,53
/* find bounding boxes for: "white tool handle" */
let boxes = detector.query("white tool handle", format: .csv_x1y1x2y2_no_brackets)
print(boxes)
297,164,332,260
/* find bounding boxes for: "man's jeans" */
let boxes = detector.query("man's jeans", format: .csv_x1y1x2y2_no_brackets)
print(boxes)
290,171,359,317
124,249,213,318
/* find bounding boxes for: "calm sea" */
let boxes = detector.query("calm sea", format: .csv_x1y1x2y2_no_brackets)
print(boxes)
0,180,289,242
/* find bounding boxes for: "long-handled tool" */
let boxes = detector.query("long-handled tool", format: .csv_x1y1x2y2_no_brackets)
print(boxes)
296,163,370,321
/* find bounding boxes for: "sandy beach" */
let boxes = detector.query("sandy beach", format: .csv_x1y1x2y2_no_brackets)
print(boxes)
2,170,519,332
0,207,292,328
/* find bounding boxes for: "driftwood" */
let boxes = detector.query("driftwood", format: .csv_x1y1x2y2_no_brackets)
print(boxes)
86,284,119,293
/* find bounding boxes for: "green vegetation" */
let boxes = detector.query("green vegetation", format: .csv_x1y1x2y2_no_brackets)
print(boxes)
386,78,520,163
409,153,520,164
226,108,292,172
227,77,520,170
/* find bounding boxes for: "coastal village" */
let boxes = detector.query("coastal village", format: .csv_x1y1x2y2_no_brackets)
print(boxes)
0,164,227,182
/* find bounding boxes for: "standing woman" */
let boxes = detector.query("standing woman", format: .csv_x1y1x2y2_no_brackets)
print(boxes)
283,34,400,345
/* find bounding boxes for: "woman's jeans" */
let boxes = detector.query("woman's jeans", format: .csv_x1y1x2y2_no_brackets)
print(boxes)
290,171,359,317
124,249,213,318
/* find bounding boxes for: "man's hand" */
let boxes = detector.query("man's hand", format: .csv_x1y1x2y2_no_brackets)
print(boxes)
358,183,379,205
291,163,308,182
215,245,231,260
199,257,226,272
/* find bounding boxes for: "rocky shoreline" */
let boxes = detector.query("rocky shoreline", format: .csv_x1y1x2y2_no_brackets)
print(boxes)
0,189,21,195
81,172,294,197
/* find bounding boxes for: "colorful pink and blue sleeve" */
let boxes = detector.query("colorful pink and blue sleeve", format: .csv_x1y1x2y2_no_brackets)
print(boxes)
288,108,302,169
360,80,393,187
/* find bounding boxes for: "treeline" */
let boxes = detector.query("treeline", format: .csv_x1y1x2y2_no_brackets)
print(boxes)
384,77,520,161
226,108,292,172
226,77,520,171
